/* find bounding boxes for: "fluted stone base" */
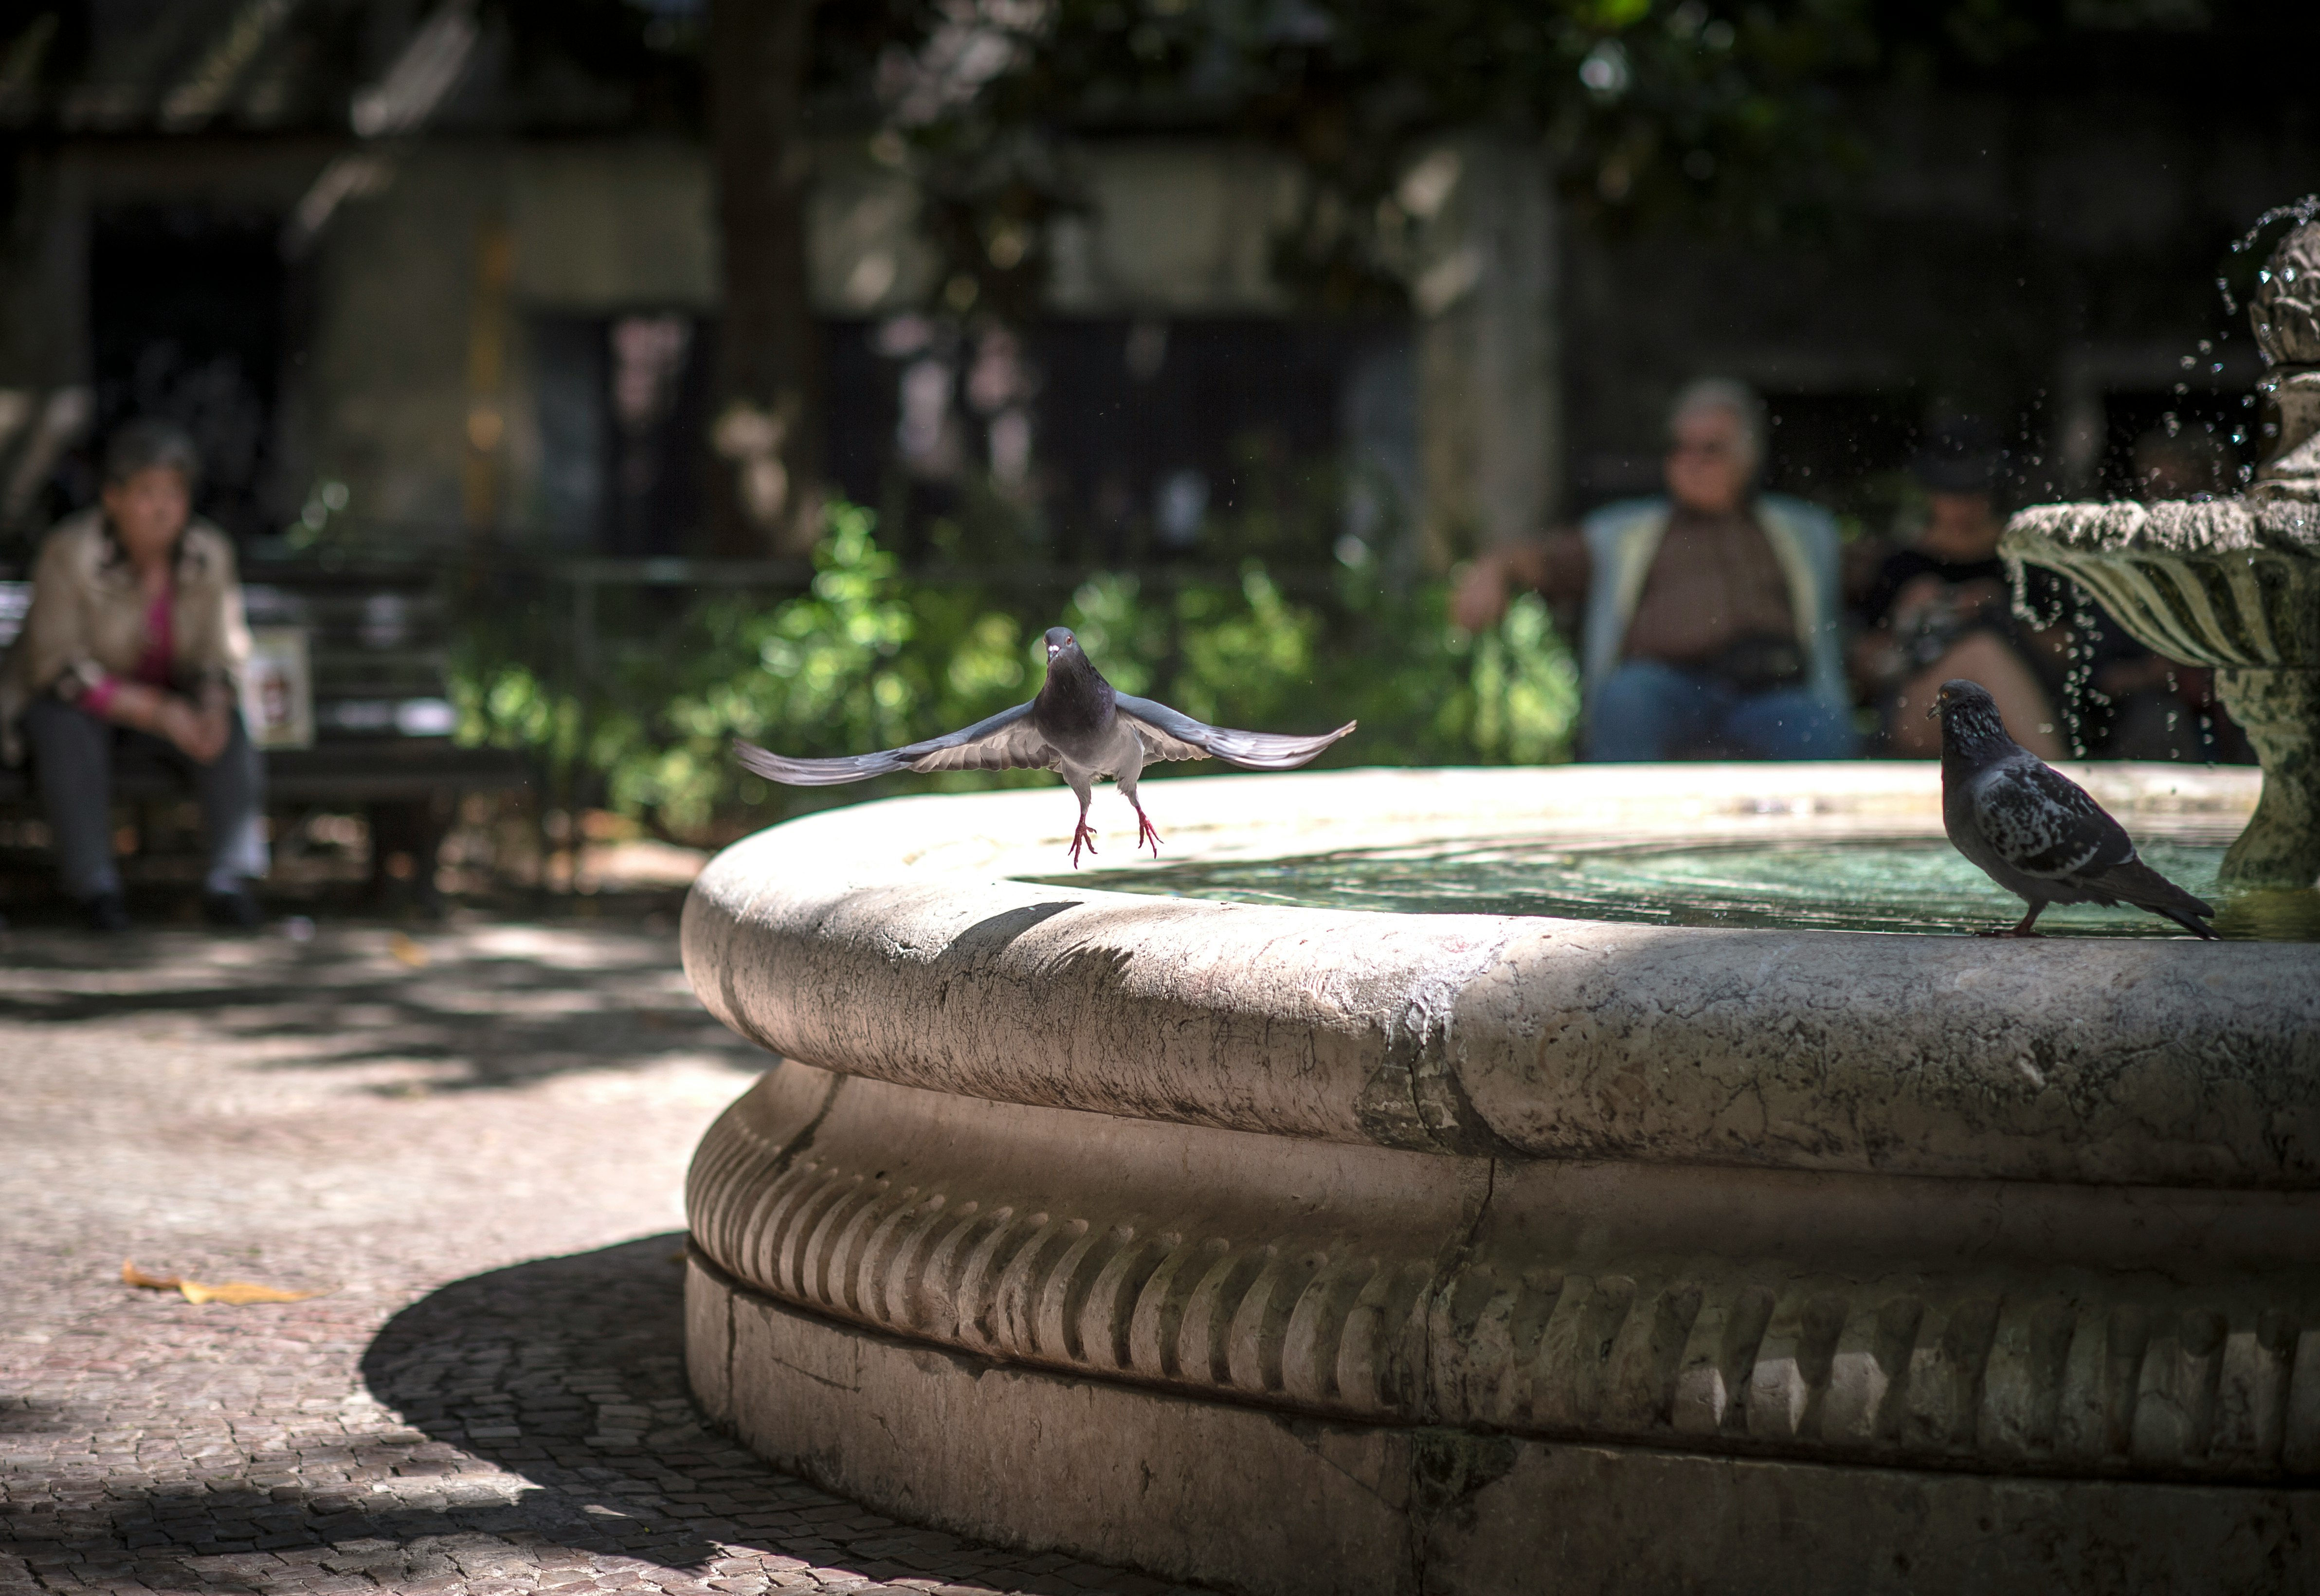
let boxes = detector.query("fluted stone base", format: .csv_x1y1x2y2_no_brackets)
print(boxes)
686,1251,2320,1596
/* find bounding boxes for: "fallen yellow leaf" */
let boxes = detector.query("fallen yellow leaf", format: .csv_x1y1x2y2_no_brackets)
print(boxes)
123,1258,327,1306
179,1278,324,1305
388,933,429,968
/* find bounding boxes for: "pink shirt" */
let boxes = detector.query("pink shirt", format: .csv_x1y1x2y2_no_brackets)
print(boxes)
78,586,173,716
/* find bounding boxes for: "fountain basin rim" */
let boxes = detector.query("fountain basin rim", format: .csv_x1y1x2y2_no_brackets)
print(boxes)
680,762,2312,1190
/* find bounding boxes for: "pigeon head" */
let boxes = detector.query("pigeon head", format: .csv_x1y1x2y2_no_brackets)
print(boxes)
1930,678,2014,755
1036,626,1110,719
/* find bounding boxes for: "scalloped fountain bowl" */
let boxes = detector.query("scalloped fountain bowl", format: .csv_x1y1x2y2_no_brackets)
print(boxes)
2007,497,2320,889
678,762,2320,1596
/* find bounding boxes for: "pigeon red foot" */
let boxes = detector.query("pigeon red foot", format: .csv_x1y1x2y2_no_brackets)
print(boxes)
1132,804,1163,857
1974,903,2048,938
1069,816,1100,868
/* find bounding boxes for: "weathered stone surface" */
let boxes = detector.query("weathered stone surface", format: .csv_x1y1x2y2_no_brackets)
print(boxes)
684,765,2310,1186
682,765,2317,1594
2003,503,2320,663
1430,1441,2320,1596
2251,219,2320,368
2008,497,2320,561
687,1061,2320,1475
695,1258,2320,1596
2217,666,2320,887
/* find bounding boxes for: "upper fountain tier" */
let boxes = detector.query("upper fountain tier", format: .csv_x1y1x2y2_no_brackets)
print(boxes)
2008,215,2320,651
2003,214,2320,887
2001,495,2319,669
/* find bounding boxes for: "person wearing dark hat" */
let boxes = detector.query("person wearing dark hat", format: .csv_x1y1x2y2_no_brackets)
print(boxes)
0,420,266,931
1852,418,2070,759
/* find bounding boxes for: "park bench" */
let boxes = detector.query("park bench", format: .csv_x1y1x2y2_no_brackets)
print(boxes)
0,564,530,901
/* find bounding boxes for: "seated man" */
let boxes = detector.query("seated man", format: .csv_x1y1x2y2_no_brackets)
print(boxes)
1453,379,1856,761
0,421,266,931
1852,419,2069,759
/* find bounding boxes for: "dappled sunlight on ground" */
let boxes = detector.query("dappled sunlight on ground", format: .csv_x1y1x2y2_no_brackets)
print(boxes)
0,917,1206,1596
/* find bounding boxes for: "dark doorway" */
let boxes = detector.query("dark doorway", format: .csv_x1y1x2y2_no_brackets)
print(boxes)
530,310,715,556
88,207,285,542
1031,317,1396,567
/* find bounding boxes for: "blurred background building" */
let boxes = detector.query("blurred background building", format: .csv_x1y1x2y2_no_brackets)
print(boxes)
0,0,2312,575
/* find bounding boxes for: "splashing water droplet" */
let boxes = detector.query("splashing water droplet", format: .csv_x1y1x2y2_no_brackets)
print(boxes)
2218,194,2320,315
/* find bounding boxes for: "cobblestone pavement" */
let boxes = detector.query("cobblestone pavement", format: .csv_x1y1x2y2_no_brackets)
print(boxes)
0,920,1208,1596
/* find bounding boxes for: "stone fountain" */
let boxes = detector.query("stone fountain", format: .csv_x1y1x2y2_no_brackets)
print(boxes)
678,761,2313,1596
2006,217,2320,888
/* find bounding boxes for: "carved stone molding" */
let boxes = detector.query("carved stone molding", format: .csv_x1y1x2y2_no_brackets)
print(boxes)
689,1061,2320,1485
2251,221,2320,366
2250,219,2320,501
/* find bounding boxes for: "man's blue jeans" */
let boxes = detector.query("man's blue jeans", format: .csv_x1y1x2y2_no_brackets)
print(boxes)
1583,658,1859,762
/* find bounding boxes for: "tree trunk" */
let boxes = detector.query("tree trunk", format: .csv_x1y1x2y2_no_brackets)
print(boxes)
709,0,823,556
1413,137,1559,572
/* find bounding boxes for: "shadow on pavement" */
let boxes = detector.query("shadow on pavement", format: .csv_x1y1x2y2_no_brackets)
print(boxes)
354,1234,1187,1591
3,1235,1192,1593
0,925,757,1091
355,1233,758,1574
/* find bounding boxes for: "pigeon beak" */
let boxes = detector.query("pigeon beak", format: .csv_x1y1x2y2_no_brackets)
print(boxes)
1927,700,1941,721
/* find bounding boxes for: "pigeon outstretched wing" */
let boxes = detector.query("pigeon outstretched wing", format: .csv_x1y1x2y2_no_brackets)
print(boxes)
1971,759,2136,880
735,702,1057,786
1114,694,1357,769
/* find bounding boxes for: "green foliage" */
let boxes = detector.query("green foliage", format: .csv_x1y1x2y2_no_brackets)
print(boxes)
450,502,1580,840
1469,594,1584,765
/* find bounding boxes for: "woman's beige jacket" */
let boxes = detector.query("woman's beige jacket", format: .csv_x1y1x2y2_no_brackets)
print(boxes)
0,508,251,763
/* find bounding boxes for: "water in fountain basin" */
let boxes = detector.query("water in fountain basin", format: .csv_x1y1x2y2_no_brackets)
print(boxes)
1025,834,2320,940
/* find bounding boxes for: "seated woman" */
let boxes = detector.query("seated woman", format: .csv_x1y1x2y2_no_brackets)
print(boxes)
0,421,265,931
1853,421,2070,759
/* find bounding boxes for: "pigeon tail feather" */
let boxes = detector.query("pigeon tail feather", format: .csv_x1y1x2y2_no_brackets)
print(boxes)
733,739,905,786
2083,857,2218,940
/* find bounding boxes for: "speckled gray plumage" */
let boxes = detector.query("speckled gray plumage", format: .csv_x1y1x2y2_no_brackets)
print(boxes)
1936,678,2216,938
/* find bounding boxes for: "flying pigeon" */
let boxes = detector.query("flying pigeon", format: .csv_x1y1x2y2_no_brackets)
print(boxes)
1932,677,2216,938
735,626,1356,866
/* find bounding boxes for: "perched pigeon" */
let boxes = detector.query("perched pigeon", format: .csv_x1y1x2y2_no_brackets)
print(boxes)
1933,678,2216,938
736,626,1356,866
